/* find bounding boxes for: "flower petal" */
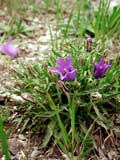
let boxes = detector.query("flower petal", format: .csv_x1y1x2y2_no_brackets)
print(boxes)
93,58,111,79
65,56,71,64
99,58,105,65
57,57,65,66
0,45,5,53
61,69,77,81
50,55,76,81
0,37,18,58
50,67,61,73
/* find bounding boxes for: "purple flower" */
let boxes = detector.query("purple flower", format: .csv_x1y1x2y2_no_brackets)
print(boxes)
50,56,77,81
93,58,111,79
0,37,18,58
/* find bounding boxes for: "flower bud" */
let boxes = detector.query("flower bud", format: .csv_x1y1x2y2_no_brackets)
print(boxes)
76,100,80,106
79,55,85,65
34,86,40,92
85,36,93,52
75,82,81,89
91,92,102,101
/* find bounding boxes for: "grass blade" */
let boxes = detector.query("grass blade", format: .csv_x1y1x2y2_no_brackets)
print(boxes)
0,118,10,160
70,97,76,151
56,113,70,147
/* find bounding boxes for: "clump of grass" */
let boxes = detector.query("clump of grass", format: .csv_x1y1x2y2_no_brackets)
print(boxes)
10,0,120,159
94,0,120,41
59,0,120,47
12,39,120,159
0,0,37,37
5,18,34,36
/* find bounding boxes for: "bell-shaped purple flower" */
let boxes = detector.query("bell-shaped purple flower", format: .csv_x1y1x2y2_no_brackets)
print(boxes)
50,56,77,81
93,58,111,79
0,37,18,58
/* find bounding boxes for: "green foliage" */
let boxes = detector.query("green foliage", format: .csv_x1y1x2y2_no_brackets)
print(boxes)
13,39,120,158
94,0,120,40
0,106,9,122
4,18,33,36
0,118,10,160
8,0,120,159
59,0,120,45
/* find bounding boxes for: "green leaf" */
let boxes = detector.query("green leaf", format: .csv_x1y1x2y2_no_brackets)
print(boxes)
0,118,11,160
40,120,56,148
56,113,70,146
70,97,76,151
47,92,57,111
109,7,120,29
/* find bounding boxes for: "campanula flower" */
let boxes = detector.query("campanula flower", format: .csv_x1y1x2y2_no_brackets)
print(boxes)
50,56,77,81
93,58,111,79
0,37,18,58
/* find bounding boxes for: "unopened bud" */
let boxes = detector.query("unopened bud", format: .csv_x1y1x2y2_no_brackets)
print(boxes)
34,86,40,92
73,81,81,89
85,36,93,52
76,100,80,106
75,82,81,89
79,56,85,65
91,92,102,101
57,80,69,93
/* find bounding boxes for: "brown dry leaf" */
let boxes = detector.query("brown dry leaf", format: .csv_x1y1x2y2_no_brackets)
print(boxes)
0,95,5,102
107,150,117,160
94,134,102,148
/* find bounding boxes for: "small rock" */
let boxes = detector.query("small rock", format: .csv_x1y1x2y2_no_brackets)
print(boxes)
21,92,35,103
31,147,40,160
38,45,50,53
8,137,24,155
18,134,26,141
10,94,25,103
